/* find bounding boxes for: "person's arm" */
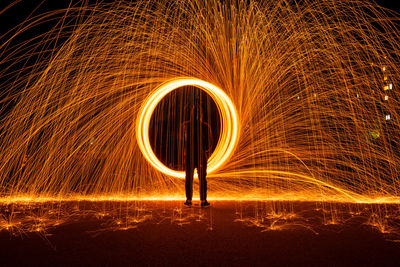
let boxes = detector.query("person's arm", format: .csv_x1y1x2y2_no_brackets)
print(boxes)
208,124,213,154
204,122,213,157
180,121,188,143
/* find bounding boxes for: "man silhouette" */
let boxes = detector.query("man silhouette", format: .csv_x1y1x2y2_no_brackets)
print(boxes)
181,103,213,207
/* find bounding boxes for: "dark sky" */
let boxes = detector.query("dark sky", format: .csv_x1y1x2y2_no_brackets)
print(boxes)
0,0,398,93
0,0,398,136
0,0,399,36
378,0,400,12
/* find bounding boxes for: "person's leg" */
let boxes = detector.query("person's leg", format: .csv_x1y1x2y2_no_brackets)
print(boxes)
185,156,194,204
198,154,208,205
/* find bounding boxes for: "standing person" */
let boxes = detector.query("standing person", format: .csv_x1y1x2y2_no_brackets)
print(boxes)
180,104,213,207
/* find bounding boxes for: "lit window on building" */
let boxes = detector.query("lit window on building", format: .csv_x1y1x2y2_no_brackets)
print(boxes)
384,84,393,90
384,95,389,101
385,114,391,120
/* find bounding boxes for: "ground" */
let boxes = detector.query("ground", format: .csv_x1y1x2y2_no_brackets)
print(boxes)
0,201,399,266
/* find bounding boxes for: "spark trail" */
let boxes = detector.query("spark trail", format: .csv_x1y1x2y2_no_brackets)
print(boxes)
0,0,399,203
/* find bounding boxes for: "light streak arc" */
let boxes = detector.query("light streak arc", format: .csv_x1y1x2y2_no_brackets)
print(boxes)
0,0,399,202
136,78,240,178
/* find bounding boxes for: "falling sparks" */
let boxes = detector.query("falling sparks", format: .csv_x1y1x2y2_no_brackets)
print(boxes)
0,0,399,204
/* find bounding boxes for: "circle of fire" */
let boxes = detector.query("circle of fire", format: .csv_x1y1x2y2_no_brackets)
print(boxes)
136,78,239,178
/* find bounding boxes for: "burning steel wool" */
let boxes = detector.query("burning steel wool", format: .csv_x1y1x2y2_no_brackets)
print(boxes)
0,0,399,204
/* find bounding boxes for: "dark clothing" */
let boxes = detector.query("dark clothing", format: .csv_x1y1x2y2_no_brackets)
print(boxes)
182,120,213,201
185,152,208,201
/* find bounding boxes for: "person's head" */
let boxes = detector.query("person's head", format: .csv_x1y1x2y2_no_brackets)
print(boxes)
190,104,203,122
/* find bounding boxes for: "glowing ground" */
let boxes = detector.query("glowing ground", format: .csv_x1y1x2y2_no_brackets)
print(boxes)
0,201,399,266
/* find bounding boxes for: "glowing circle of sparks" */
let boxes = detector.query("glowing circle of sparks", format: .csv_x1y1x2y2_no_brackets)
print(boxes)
136,78,240,178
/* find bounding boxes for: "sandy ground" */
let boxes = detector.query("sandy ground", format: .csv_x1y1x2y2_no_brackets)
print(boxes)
0,200,399,266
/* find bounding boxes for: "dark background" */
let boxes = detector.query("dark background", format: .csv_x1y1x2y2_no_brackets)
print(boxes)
0,0,398,87
149,87,221,171
0,0,399,44
0,0,398,161
0,0,224,171
0,0,399,87
0,0,398,120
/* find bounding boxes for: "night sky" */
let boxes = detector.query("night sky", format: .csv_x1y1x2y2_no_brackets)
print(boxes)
0,0,399,117
0,1,399,61
0,3,399,265
0,0,399,36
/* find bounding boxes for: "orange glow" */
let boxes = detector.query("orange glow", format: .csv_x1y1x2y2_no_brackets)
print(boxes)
0,0,399,205
136,78,239,178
